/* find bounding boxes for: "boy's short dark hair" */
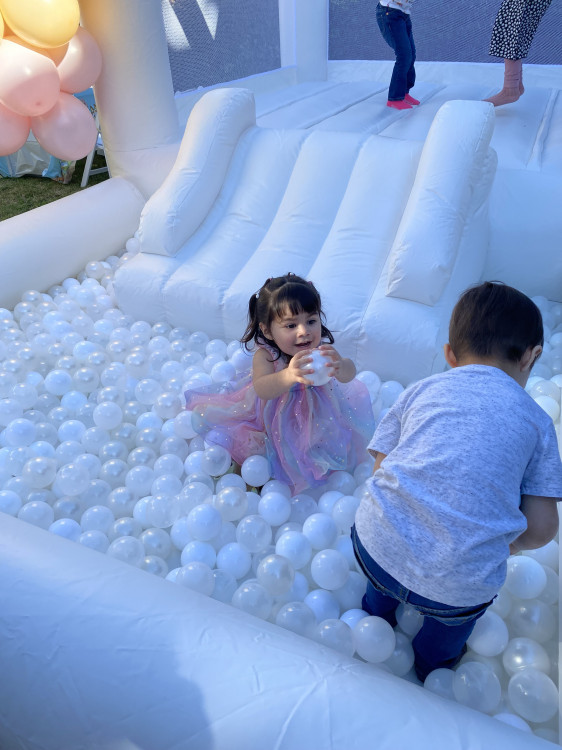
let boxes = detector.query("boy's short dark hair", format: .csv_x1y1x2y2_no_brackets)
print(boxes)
449,281,544,362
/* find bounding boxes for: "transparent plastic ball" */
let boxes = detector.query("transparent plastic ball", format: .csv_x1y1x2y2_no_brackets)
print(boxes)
256,554,295,596
318,490,344,515
199,445,232,477
275,571,309,606
385,631,415,677
79,529,110,553
213,485,248,522
216,542,252,579
44,369,73,396
175,561,215,596
210,360,236,384
151,474,182,496
395,603,424,637
326,471,356,495
466,610,509,657
289,493,318,525
332,570,367,611
537,565,558,605
145,494,182,529
303,513,338,550
452,661,501,714
4,418,36,447
240,454,271,487
304,589,340,622
507,668,559,723
232,580,273,619
55,463,90,496
125,465,155,497
508,599,556,643
353,616,396,663
314,618,354,657
107,535,146,567
489,587,513,619
502,637,551,676
504,555,547,599
80,505,115,533
258,491,291,527
22,457,57,488
180,540,216,569
423,668,456,700
92,402,123,431
208,569,238,606
178,481,213,515
170,517,193,551
522,540,559,572
236,514,272,553
275,601,316,636
310,549,349,590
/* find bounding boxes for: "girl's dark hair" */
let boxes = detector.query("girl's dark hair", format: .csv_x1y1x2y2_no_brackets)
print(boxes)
241,273,334,360
449,281,543,363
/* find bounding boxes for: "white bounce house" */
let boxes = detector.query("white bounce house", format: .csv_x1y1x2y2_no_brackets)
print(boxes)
0,1,561,748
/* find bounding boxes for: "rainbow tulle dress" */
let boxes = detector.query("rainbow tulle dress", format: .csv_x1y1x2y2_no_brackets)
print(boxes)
185,346,375,492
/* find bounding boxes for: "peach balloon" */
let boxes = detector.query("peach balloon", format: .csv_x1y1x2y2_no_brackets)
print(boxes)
0,10,4,38
31,92,98,160
0,100,31,155
0,39,60,116
6,34,69,65
0,0,79,49
58,27,103,93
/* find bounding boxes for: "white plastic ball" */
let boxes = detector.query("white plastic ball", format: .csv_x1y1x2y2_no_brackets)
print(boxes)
144,494,182,529
17,500,54,529
302,513,338,550
288,493,318,524
395,603,424,637
240,454,270,487
384,631,415,677
302,349,332,386
258,491,291,527
107,535,145,566
508,599,556,643
310,549,349,590
275,531,312,570
49,517,82,542
216,542,252,579
22,457,57,488
332,570,367,611
199,445,231,477
353,616,396,663
186,504,223,541
522,540,558,571
212,568,238,604
331,494,360,533
79,529,110,553
466,610,509,657
80,505,115,533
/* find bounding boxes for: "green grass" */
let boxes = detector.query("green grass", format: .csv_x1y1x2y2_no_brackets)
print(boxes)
0,153,110,222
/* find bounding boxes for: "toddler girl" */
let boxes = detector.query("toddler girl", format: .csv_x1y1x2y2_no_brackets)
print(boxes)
376,1,420,110
185,274,375,492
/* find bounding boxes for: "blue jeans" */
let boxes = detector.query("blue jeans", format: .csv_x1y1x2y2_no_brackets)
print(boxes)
376,3,416,101
351,527,492,681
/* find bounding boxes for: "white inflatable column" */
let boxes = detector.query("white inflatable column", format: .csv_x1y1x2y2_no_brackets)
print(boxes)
79,0,181,197
279,0,328,82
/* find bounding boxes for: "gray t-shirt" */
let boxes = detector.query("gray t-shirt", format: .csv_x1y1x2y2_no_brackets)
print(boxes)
355,365,562,606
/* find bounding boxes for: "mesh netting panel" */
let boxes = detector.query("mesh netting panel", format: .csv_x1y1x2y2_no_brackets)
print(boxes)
329,0,561,65
162,0,281,93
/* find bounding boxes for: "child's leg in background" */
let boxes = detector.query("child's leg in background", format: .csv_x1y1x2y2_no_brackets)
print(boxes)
411,604,489,681
375,4,416,102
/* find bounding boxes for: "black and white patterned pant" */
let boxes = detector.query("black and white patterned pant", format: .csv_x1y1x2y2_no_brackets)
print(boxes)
489,0,553,59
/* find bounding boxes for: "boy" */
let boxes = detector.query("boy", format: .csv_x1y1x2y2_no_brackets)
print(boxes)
376,1,420,110
353,282,562,681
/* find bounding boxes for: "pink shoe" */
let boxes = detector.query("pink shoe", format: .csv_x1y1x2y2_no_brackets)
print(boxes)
386,100,413,110
405,93,420,106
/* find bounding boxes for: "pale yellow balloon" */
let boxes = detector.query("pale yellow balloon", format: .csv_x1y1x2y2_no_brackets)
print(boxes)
0,11,4,39
0,0,80,49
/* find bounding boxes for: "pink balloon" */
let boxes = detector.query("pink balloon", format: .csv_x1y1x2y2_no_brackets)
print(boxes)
0,101,31,155
31,92,98,160
0,39,60,116
58,27,102,94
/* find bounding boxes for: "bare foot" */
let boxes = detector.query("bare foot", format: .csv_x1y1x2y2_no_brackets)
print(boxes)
484,87,522,107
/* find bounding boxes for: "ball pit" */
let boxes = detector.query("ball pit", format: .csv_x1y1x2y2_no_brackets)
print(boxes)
0,251,560,746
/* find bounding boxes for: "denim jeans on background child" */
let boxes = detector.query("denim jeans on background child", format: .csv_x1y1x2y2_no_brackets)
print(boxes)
376,3,416,101
351,526,492,681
